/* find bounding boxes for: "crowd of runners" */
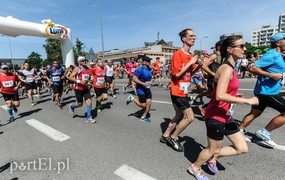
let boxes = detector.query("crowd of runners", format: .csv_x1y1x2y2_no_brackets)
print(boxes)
0,29,285,180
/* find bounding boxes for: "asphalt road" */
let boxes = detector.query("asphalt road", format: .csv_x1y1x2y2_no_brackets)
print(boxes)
0,78,285,180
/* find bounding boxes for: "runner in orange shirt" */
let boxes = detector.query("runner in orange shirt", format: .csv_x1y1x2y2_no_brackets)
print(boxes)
151,57,162,86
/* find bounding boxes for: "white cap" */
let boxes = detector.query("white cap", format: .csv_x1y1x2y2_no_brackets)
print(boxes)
1,65,9,69
78,56,87,62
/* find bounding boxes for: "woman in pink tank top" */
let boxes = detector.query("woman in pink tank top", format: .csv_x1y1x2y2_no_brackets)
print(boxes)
187,36,259,180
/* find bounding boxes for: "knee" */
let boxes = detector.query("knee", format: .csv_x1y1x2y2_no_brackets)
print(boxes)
185,115,195,124
236,145,248,155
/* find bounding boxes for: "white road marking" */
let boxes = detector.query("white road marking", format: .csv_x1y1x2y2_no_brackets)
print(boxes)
152,100,172,104
114,164,156,180
25,119,70,142
1,105,7,110
274,145,285,151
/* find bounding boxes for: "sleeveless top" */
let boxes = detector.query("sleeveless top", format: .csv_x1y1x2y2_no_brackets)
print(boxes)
75,66,90,91
209,53,222,76
204,60,239,123
106,65,114,77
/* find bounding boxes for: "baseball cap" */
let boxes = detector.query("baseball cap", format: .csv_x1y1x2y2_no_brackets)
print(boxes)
1,65,9,69
143,56,152,62
202,50,209,55
270,33,285,43
78,56,87,62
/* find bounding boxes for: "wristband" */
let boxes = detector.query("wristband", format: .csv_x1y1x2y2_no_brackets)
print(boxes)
76,80,80,83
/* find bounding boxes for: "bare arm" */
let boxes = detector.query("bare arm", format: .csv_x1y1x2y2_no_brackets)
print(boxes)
202,54,216,77
249,65,283,81
175,56,198,78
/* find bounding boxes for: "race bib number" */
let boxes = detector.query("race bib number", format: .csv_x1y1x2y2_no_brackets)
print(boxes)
26,77,34,83
82,74,90,81
179,82,191,94
96,77,105,86
53,76,60,82
226,103,236,116
2,81,14,87
131,68,136,72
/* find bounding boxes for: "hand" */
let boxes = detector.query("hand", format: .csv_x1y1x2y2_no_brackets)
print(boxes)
144,81,150,87
246,96,259,106
13,86,18,91
270,73,283,81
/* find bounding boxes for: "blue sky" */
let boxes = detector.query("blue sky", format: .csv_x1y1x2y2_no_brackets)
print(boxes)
0,0,284,59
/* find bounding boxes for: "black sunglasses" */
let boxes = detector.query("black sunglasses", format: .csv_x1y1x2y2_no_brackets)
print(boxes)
232,44,245,49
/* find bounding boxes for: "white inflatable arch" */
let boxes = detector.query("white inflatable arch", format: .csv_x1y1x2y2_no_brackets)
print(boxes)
0,16,74,67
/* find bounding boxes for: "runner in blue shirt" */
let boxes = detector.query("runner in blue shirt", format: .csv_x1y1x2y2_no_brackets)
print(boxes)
239,32,285,147
125,56,153,122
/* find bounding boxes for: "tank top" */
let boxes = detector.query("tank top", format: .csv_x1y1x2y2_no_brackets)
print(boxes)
204,61,239,123
209,53,222,76
106,65,114,77
0,73,19,94
75,66,90,91
91,66,106,89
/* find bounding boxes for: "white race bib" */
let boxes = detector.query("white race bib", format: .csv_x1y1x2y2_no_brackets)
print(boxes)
179,82,191,94
2,81,14,87
26,77,34,83
226,103,236,116
82,74,90,81
96,77,105,86
53,76,60,82
131,68,136,72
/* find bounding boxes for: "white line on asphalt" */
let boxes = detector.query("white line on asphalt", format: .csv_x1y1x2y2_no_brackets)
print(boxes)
152,100,172,104
26,119,70,142
114,164,156,180
274,145,285,151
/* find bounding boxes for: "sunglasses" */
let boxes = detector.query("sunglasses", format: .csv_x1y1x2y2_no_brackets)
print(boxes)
232,44,245,49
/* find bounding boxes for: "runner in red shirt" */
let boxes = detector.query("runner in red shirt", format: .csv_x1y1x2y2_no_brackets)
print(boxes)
123,57,137,95
68,56,96,123
160,28,198,152
151,57,162,86
90,59,108,112
0,65,22,122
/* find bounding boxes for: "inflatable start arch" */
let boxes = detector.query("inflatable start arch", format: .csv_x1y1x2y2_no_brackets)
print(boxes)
0,16,74,67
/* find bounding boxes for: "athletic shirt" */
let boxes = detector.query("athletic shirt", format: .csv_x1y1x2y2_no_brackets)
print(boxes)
152,61,161,74
204,61,239,123
209,53,222,76
48,68,64,86
134,66,152,94
253,49,285,95
75,66,90,91
21,69,36,83
90,66,106,89
171,49,194,97
106,65,114,77
125,62,137,76
0,73,19,94
35,71,42,83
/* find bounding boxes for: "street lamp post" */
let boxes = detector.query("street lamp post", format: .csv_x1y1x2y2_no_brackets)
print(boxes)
1,34,15,71
200,36,208,51
98,0,105,61
8,37,15,72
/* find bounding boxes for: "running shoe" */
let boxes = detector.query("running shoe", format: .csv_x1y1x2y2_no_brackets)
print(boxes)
86,117,96,123
65,89,69,94
160,135,170,143
69,104,74,115
166,137,184,152
187,164,209,180
12,106,18,113
140,117,151,123
199,101,205,106
206,159,218,174
113,94,117,99
126,94,133,105
96,107,102,113
255,128,277,148
9,117,15,123
58,105,63,110
240,129,251,142
31,102,35,107
190,96,196,105
123,86,126,94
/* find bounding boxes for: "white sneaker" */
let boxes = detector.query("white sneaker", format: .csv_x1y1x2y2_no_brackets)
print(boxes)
240,130,251,142
113,95,117,99
86,118,96,123
257,140,277,148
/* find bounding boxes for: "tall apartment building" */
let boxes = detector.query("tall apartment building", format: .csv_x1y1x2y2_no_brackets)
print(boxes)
251,13,285,47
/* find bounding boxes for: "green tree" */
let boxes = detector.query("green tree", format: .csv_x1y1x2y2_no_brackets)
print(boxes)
73,38,86,64
43,38,62,64
25,52,43,68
